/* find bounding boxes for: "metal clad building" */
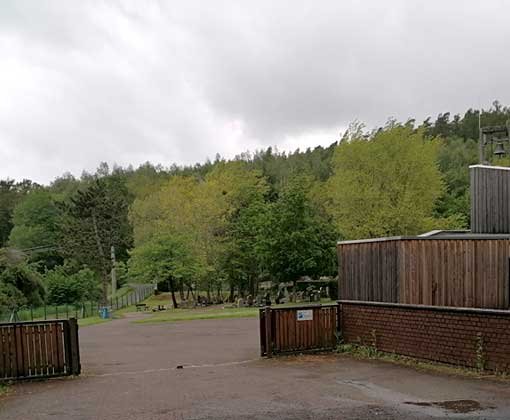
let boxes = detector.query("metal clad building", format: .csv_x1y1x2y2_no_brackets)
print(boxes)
471,164,510,234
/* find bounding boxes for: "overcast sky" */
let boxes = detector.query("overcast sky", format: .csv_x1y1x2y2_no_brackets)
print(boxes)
2,1,510,184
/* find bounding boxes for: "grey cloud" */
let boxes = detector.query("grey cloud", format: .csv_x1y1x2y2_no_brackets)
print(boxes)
1,0,510,183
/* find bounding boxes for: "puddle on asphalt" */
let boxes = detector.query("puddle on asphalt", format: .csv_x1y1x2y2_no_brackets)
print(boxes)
404,399,483,414
336,379,495,416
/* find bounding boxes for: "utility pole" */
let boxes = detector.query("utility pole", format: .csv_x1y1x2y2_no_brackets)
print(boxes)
111,245,117,297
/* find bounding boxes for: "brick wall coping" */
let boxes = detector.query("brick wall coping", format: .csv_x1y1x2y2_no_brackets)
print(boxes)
338,300,510,317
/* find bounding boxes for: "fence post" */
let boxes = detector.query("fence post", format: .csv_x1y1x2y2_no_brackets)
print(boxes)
337,301,342,338
259,309,266,356
55,305,58,319
63,319,81,376
264,306,272,358
68,318,81,375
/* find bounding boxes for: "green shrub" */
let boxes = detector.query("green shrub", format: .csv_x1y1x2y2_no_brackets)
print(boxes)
0,249,45,311
45,264,101,305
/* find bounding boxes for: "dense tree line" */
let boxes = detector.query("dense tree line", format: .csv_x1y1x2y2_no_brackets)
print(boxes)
1,102,508,309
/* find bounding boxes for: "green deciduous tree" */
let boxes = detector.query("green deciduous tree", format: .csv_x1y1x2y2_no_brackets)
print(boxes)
129,161,271,300
434,136,478,224
8,189,61,269
129,234,201,308
265,174,338,284
326,126,446,239
0,179,37,247
44,264,100,305
0,248,45,312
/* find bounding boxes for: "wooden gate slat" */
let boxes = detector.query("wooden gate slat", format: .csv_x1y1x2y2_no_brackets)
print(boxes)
8,327,17,378
0,327,5,379
0,320,80,381
56,322,65,373
288,310,295,351
15,325,24,377
28,325,36,376
21,326,30,378
40,324,48,376
3,327,10,379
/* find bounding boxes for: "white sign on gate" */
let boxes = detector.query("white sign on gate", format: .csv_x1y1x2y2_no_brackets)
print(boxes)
297,309,313,321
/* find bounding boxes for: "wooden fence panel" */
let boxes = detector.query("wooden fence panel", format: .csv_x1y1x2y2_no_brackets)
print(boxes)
338,241,399,303
339,236,510,310
0,318,80,381
260,304,338,356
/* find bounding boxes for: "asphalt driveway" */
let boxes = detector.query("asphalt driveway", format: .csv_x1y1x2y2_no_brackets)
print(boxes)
1,313,510,419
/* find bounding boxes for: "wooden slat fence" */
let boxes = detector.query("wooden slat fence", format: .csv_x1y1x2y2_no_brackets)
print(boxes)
260,304,339,357
0,318,80,381
338,237,510,309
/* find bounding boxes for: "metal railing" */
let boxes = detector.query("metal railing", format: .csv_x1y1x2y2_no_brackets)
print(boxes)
0,284,154,323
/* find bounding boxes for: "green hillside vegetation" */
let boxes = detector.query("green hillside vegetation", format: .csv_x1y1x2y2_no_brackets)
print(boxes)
1,101,508,310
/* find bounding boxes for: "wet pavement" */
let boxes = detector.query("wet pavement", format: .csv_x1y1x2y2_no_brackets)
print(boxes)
1,314,510,419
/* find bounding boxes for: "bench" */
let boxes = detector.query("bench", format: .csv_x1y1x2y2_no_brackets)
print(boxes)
135,303,148,312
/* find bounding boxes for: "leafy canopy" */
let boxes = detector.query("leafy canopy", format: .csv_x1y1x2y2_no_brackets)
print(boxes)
326,125,446,239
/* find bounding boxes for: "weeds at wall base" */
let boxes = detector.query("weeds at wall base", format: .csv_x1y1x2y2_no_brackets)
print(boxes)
0,383,10,396
335,343,510,381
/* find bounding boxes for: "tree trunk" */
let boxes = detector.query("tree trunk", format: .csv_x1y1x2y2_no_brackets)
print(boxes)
101,273,108,306
168,278,178,309
249,275,256,297
188,285,196,302
179,282,185,301
228,284,235,302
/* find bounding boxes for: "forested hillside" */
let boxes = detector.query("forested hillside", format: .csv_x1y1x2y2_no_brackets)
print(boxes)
2,102,509,310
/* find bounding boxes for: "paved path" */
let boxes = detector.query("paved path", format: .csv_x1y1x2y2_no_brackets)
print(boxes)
1,314,510,419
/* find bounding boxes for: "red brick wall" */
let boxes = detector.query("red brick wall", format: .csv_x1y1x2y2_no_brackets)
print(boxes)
339,300,510,372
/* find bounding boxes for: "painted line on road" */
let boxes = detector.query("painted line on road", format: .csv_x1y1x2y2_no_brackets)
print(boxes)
83,358,259,378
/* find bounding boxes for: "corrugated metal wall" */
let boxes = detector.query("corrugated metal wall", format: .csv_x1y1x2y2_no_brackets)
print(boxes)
471,165,510,234
338,238,510,309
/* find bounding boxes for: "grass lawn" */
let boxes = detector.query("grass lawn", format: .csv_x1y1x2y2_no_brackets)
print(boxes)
119,292,333,324
134,306,259,324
